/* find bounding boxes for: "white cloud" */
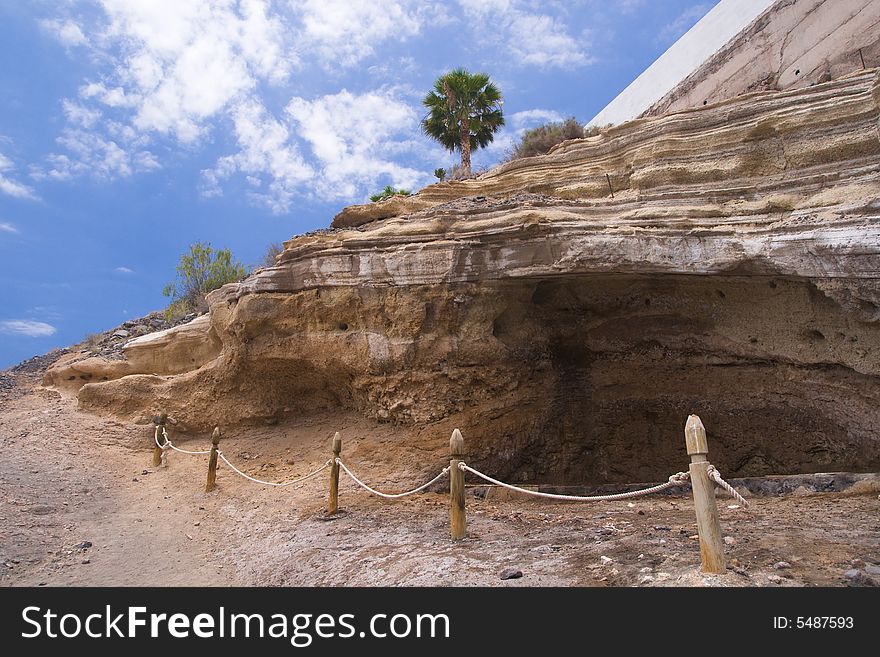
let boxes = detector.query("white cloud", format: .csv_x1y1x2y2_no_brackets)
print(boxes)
200,98,313,213
657,3,712,45
40,19,89,47
509,109,565,128
50,129,159,180
0,152,39,200
0,222,19,234
457,0,591,68
286,90,427,200
39,0,576,209
0,320,57,337
295,0,423,67
115,266,134,274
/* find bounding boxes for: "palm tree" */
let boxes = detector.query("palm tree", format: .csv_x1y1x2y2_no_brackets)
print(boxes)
421,68,504,178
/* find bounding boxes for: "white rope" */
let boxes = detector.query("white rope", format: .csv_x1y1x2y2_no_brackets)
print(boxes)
155,426,211,455
458,462,691,502
707,464,750,507
336,458,450,499
218,451,330,487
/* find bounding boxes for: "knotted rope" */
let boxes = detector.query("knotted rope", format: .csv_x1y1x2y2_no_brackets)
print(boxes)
217,452,330,487
154,426,211,455
707,464,749,506
336,458,449,499
457,462,691,502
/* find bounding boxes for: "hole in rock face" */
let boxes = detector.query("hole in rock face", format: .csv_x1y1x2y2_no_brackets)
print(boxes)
338,322,348,331
467,275,880,485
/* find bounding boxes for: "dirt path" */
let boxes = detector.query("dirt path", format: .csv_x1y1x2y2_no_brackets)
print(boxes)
1,376,878,587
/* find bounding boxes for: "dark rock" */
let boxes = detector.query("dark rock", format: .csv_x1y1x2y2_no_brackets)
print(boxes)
29,505,53,515
653,525,671,531
75,541,92,550
843,569,876,587
865,564,880,576
500,568,523,580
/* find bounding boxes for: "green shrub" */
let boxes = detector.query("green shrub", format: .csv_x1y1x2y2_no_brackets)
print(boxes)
506,117,585,161
162,242,247,320
370,185,411,202
434,168,446,182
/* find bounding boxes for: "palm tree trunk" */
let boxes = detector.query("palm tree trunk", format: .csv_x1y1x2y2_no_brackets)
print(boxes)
459,118,471,177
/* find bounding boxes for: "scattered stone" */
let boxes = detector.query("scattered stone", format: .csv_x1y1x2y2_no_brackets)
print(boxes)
727,504,740,509
639,566,652,573
285,458,295,466
638,575,654,585
141,470,149,475
653,525,671,531
111,330,130,339
29,505,54,515
850,558,865,568
723,536,736,546
75,541,92,550
500,568,522,580
767,574,782,584
194,522,200,527
132,477,139,482
774,561,791,570
865,564,880,576
843,569,876,586
599,556,613,565
81,559,90,565
637,510,645,515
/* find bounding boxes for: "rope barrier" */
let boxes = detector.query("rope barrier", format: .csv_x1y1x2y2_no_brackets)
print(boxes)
218,452,330,487
336,458,450,499
155,426,211,455
707,464,750,507
457,462,691,502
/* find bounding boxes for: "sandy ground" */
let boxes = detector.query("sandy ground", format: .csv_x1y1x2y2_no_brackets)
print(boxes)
1,371,878,588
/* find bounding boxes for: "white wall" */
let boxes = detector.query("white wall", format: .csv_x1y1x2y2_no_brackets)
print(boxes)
588,0,776,126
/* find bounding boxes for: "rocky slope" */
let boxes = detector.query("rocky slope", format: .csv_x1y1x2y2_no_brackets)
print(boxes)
48,69,880,485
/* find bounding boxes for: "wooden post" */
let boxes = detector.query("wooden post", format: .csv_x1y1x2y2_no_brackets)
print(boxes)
205,427,221,493
685,414,725,573
327,432,342,515
151,412,167,467
449,429,466,540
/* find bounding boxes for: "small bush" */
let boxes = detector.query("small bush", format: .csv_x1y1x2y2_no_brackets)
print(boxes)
163,242,247,320
434,168,446,182
506,117,585,161
370,185,411,202
262,242,283,267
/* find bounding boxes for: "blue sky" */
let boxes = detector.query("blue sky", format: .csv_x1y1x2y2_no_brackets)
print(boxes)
0,0,715,368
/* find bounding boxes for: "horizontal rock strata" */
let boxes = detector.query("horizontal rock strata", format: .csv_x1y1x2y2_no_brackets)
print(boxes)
56,70,880,484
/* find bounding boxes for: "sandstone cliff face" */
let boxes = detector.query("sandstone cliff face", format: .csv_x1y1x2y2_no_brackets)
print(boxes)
61,70,880,484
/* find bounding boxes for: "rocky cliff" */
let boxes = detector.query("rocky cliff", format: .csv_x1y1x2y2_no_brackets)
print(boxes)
50,69,880,484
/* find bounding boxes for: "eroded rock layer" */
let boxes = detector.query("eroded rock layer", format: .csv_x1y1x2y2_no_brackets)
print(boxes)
61,70,880,484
